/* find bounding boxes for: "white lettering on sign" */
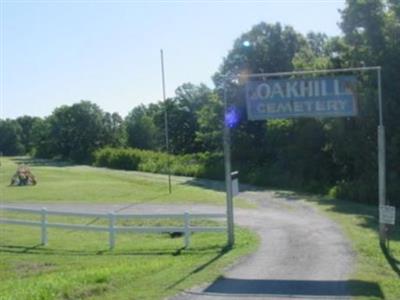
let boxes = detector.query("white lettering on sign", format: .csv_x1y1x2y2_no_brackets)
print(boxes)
286,81,299,98
257,83,271,99
255,100,349,115
250,78,354,101
271,83,284,98
246,76,358,120
293,101,303,112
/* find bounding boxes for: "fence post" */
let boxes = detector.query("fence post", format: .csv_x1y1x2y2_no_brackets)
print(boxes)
41,207,48,245
108,212,115,250
184,212,190,248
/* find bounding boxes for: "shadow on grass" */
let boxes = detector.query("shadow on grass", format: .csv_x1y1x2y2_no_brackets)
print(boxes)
166,245,232,290
381,242,400,277
0,244,177,256
10,157,73,168
274,190,400,243
0,243,43,253
194,277,384,299
0,243,225,257
181,177,263,193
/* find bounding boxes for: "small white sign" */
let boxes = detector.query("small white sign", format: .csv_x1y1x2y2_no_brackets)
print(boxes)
232,178,239,197
379,205,396,225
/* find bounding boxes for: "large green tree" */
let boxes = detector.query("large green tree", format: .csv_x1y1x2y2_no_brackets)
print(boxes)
0,119,24,155
214,22,306,160
125,105,159,150
31,117,53,158
170,83,214,153
138,83,216,154
47,101,115,163
212,22,334,189
15,115,42,154
195,91,223,152
103,112,126,148
321,0,400,204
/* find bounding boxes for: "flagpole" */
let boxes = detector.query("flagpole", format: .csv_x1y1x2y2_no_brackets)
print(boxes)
160,49,172,194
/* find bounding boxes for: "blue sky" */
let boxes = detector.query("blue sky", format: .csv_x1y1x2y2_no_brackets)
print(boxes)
1,0,346,119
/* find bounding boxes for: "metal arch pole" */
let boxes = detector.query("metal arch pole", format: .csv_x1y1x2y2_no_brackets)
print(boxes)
378,68,384,125
377,67,387,244
238,66,381,79
223,83,234,247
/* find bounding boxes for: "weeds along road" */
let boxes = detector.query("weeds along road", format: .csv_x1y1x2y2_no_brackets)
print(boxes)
3,186,354,300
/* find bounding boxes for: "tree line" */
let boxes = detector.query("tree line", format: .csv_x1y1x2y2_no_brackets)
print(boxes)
1,0,399,205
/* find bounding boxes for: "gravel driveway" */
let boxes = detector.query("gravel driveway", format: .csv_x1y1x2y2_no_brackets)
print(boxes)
2,187,354,300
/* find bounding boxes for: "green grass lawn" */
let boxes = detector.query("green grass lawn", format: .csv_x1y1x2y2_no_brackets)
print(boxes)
2,156,399,300
0,223,258,300
0,156,251,207
0,157,259,300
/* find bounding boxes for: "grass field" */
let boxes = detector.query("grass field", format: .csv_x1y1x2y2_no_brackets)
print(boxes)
0,156,252,207
1,156,399,300
0,157,258,300
0,223,257,300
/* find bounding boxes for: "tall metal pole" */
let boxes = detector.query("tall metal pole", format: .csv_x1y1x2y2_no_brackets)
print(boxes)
160,49,172,194
377,67,386,244
223,83,234,246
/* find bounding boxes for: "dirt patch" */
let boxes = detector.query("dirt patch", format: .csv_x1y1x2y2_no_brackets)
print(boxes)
15,261,57,277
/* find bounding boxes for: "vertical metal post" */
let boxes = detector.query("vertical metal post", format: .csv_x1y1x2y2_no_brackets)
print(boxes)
223,83,235,247
377,67,387,244
160,49,172,194
108,212,115,250
377,68,384,127
184,212,190,248
41,207,48,245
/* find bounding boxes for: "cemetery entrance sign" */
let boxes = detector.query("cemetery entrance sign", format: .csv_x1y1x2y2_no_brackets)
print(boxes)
223,66,387,247
246,76,358,120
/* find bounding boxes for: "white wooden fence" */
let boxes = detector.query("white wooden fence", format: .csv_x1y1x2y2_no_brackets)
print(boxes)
0,206,226,249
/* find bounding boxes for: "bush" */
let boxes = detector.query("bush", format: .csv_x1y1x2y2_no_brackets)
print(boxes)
94,148,357,202
93,147,224,179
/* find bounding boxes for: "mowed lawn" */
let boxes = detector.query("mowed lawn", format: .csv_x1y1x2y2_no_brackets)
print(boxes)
0,224,257,300
0,156,236,205
0,157,259,300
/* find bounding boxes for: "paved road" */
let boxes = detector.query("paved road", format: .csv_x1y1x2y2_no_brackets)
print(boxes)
2,188,354,300
173,190,354,300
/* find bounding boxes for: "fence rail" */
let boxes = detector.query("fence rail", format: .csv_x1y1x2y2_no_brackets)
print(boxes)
0,206,226,249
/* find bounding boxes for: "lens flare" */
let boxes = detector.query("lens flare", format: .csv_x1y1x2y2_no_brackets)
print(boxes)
225,106,240,128
243,40,251,47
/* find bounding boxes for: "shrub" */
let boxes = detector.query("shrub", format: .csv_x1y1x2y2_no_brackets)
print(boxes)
93,147,223,179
